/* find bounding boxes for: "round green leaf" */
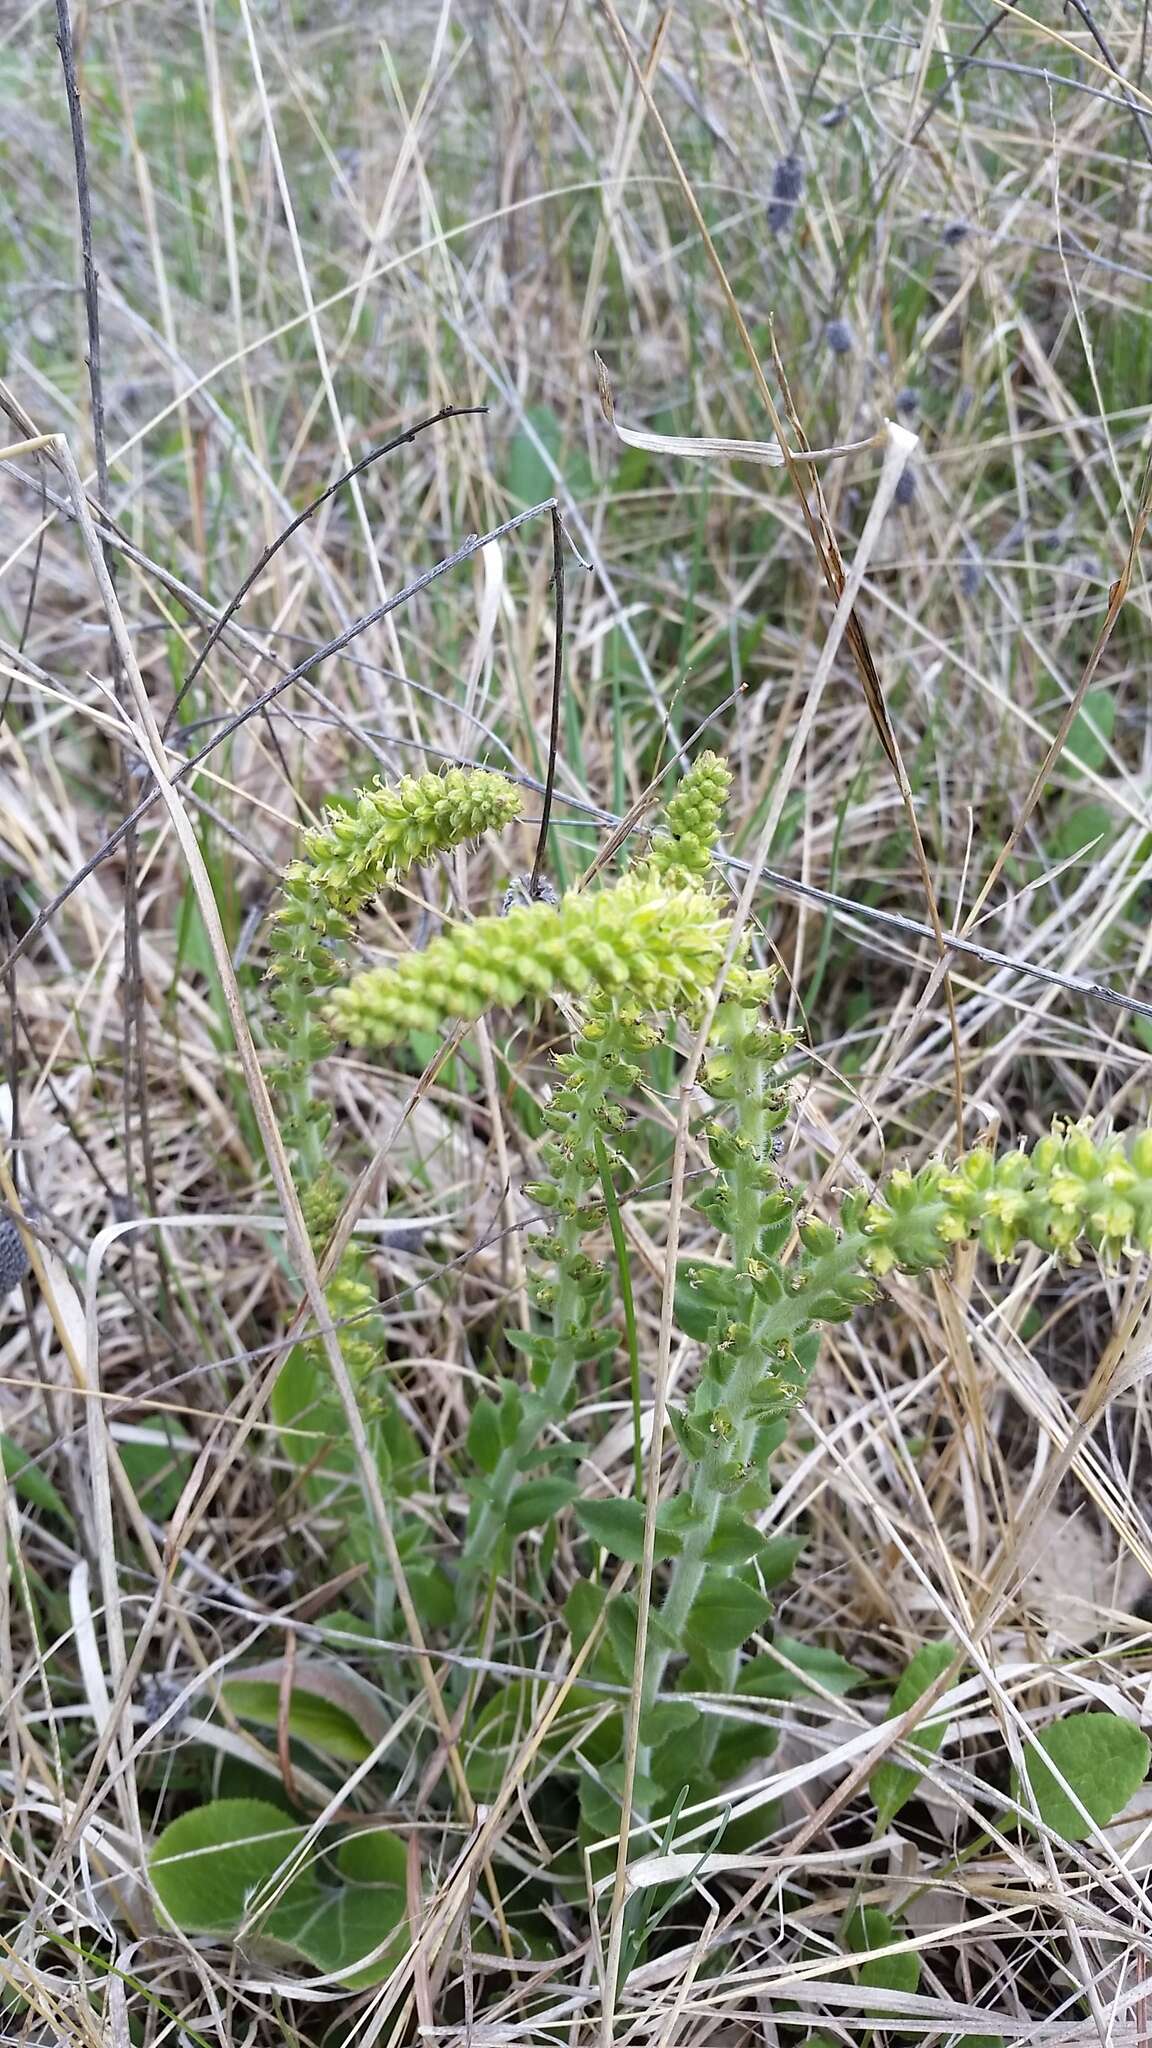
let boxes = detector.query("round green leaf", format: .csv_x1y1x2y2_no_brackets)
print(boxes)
267,1830,407,1988
150,1799,310,1933
1012,1710,1151,1843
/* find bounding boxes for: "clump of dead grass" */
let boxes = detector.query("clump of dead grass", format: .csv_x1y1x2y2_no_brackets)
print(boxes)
2,2,1152,2042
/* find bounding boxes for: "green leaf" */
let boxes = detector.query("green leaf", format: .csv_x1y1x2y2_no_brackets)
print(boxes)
702,1513,764,1565
118,1422,192,1521
507,404,563,509
464,1681,619,1799
649,1715,718,1803
565,1578,607,1651
1050,800,1114,863
738,1636,865,1702
755,1534,807,1586
497,1383,526,1443
1,1434,72,1524
151,1804,410,1988
1011,1710,1151,1843
870,1640,955,1829
406,1562,454,1631
1064,687,1115,776
221,1661,392,1765
335,1829,406,1884
603,1592,675,1675
578,1764,626,1845
658,1494,706,1538
640,1700,699,1749
684,1573,774,1654
747,1419,790,1473
668,1405,709,1460
614,442,651,491
843,1905,920,1995
674,1260,738,1342
710,1715,779,1783
604,1592,642,1674
150,1799,309,1932
575,1497,682,1563
505,1478,577,1533
467,1397,501,1475
266,1830,407,1988
271,1344,351,1475
504,1330,553,1363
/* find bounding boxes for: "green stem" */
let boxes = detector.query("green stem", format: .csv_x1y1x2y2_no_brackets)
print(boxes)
595,1132,643,1500
652,1233,869,1709
458,1006,654,1600
641,993,790,1740
459,1271,583,1590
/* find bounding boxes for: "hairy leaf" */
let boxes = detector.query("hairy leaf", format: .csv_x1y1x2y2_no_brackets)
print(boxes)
684,1573,774,1654
575,1496,682,1563
505,1478,577,1533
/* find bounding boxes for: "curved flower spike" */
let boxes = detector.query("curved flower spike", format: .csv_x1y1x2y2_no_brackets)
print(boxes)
326,878,735,1047
271,767,522,994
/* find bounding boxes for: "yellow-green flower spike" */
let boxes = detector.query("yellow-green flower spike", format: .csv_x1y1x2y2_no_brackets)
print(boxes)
326,878,735,1048
645,751,732,885
859,1119,1152,1272
271,767,522,994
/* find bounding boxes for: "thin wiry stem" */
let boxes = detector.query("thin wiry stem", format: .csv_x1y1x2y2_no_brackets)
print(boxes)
166,401,488,731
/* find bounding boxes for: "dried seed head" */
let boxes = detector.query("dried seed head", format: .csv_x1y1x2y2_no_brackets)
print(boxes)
138,1674,189,1728
502,873,560,915
825,317,855,357
767,152,804,235
895,386,919,418
376,1220,428,1252
942,219,971,246
960,541,983,597
0,1213,29,1293
894,466,916,507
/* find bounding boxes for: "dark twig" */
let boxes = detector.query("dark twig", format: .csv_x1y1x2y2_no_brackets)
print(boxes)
1062,0,1152,168
1,497,560,975
0,455,45,731
15,457,47,661
54,1,109,512
55,0,164,1328
164,402,488,736
529,505,565,897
